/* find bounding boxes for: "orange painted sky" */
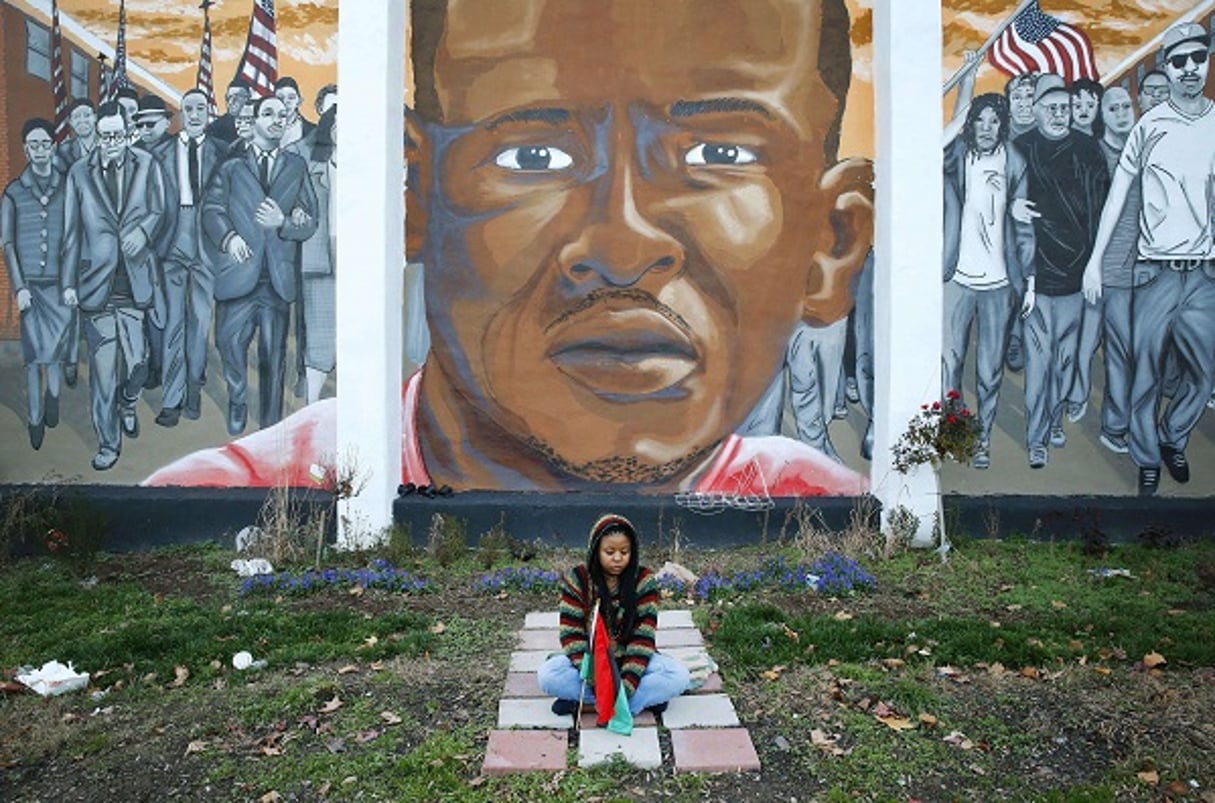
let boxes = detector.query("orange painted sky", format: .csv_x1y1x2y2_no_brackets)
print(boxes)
30,1,1206,158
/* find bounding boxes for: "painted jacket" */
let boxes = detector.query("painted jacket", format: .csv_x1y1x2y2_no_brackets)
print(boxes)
942,136,1036,291
559,564,659,695
143,371,869,496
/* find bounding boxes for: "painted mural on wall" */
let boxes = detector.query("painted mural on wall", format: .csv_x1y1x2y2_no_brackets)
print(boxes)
939,0,1215,498
0,0,338,483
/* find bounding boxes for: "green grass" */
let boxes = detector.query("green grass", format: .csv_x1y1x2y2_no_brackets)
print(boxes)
0,558,435,684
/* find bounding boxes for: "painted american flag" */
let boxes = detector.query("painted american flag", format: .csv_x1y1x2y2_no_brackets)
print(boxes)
102,0,133,104
197,0,218,118
988,1,1099,83
50,0,69,143
234,0,278,98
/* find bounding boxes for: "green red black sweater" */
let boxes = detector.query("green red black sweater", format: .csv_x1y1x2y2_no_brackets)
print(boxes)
558,564,659,695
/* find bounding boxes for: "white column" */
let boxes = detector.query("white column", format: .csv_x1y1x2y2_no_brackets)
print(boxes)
872,0,945,548
334,0,406,548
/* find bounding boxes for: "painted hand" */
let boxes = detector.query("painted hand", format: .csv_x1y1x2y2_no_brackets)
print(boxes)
15,288,31,311
256,197,286,228
1011,199,1040,224
120,227,147,257
62,288,78,307
226,234,253,262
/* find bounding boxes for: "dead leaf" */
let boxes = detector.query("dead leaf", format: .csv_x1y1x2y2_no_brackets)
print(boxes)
380,710,403,725
348,585,365,597
469,776,488,788
337,664,359,675
260,745,283,757
1005,603,1023,612
356,729,381,743
259,792,282,803
1093,666,1112,676
876,715,916,731
833,611,854,621
1020,666,1040,680
325,738,347,754
496,590,509,600
1137,770,1159,785
319,695,343,714
918,713,939,727
169,665,189,688
185,740,208,756
369,660,385,671
943,730,975,750
1051,600,1068,609
882,658,906,670
1143,651,1167,668
359,636,378,650
1068,640,1084,651
761,665,786,681
429,622,447,635
810,728,849,756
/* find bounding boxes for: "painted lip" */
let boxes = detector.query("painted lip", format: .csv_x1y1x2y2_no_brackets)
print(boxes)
547,304,700,401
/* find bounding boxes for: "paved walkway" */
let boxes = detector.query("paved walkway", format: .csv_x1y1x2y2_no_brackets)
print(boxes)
483,609,761,775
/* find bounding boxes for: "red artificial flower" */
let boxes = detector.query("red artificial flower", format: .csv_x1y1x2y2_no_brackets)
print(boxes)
946,389,961,400
947,415,958,424
932,401,941,410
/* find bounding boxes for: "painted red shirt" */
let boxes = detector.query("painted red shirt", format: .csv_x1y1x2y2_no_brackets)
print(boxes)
143,371,868,496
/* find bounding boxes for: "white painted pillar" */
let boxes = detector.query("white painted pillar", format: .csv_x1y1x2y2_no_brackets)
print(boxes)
872,0,945,548
334,0,406,548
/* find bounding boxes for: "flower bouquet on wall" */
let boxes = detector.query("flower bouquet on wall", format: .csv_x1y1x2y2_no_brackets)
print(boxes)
892,390,982,474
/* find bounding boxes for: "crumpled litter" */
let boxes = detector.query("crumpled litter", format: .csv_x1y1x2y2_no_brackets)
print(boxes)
17,660,90,697
231,558,275,577
1087,568,1135,579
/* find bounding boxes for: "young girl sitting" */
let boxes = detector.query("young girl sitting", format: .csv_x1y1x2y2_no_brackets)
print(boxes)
538,514,691,719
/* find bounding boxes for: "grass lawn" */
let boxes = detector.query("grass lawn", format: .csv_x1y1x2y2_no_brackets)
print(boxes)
1,524,1213,802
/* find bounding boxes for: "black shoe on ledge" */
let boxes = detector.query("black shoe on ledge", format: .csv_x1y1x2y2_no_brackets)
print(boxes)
1161,445,1190,483
1138,466,1160,497
551,699,579,716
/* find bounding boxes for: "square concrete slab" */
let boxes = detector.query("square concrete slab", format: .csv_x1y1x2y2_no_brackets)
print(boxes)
524,611,559,629
498,698,573,729
516,629,561,651
577,726,662,769
671,728,761,773
508,650,551,672
656,628,704,648
661,646,708,663
578,709,655,729
661,693,740,729
503,671,546,698
657,610,694,629
689,672,723,694
482,730,568,775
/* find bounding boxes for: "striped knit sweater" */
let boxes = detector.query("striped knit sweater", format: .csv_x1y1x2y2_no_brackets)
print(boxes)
558,564,659,695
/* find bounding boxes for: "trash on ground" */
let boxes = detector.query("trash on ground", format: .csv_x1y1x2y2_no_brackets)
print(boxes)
235,526,265,553
231,558,274,577
17,660,90,697
232,651,268,671
1087,568,1135,579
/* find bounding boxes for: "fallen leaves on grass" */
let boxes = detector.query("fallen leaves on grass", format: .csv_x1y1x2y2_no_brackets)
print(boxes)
810,728,850,756
761,665,786,681
943,730,975,750
169,665,189,688
337,664,359,675
184,739,208,756
1142,651,1167,668
318,695,343,714
380,710,402,725
429,622,446,635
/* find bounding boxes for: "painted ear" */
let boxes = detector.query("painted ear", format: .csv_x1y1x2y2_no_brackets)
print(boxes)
404,106,430,263
801,157,874,326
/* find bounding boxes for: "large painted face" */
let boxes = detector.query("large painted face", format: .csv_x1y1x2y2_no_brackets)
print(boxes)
69,105,95,138
275,85,302,119
1034,91,1071,139
96,113,128,165
1101,88,1135,135
413,0,868,485
182,93,210,138
1008,82,1036,125
1138,74,1169,111
1071,89,1099,131
973,106,1002,153
235,105,256,141
1165,44,1210,101
226,85,251,116
137,114,169,145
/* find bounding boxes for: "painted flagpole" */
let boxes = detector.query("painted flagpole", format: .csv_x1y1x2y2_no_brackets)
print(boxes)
941,0,1036,95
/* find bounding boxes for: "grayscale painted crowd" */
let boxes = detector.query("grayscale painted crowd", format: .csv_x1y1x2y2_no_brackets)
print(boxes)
3,77,338,472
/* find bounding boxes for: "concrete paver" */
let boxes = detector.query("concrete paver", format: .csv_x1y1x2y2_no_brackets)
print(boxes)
503,671,546,698
657,610,694,628
578,709,656,729
577,726,662,769
508,650,551,672
516,629,561,651
661,693,740,729
482,730,568,775
656,628,704,648
671,728,761,773
524,611,559,629
498,698,573,729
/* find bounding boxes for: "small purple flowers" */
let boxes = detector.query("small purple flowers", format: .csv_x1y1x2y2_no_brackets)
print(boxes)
239,559,428,596
660,554,876,601
473,567,562,594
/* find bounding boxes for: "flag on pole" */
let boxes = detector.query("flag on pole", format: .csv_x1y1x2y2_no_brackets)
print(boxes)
197,0,218,118
50,0,69,143
579,601,634,736
103,0,132,104
987,1,1099,83
233,0,278,98
97,53,111,105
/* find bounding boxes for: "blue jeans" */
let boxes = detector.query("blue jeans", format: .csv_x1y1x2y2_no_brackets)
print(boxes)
537,653,691,715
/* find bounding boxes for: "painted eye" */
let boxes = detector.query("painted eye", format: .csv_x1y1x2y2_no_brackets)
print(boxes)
494,146,573,171
684,143,759,166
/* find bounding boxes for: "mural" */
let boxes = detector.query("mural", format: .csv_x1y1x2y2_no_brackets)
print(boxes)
1,0,1210,502
941,1,1215,498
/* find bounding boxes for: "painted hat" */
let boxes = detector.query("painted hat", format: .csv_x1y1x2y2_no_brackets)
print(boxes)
133,94,169,121
1162,22,1210,59
1032,73,1068,104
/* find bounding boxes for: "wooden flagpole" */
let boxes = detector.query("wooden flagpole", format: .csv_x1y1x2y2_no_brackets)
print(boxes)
942,0,1037,96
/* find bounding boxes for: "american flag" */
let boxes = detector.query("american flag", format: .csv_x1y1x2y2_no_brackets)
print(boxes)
197,0,218,118
103,0,133,103
988,1,1099,84
50,0,69,143
233,0,278,98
